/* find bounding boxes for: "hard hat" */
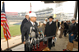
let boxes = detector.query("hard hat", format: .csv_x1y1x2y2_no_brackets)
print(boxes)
29,12,36,18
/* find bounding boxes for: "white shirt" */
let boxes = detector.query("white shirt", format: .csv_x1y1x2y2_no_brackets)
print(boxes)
49,21,52,24
30,21,35,26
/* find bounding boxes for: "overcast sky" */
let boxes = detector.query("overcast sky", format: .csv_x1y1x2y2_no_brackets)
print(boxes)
1,1,76,13
1,1,55,12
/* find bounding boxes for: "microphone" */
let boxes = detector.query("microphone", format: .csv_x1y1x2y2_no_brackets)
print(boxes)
40,31,45,45
40,31,44,38
37,37,40,48
34,38,37,50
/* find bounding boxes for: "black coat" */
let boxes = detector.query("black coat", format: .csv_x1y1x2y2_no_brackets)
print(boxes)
35,22,38,26
75,23,78,38
58,22,60,28
20,18,29,34
74,22,78,35
44,21,56,37
21,21,38,43
64,22,69,30
68,22,77,35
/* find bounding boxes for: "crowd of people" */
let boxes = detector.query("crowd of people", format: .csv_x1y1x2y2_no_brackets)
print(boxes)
42,17,78,40
20,12,78,51
37,16,78,50
59,19,78,43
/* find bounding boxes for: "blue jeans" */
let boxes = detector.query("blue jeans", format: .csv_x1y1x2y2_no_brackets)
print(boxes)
69,33,75,43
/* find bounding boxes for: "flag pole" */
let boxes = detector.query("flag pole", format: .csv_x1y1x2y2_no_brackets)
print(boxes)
5,10,11,51
5,22,10,50
3,1,11,51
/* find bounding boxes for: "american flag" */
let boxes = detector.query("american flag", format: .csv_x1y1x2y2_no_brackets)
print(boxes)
1,1,11,40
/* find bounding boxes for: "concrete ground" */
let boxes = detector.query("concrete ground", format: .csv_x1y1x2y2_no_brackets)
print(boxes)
12,30,78,51
1,35,22,50
1,30,78,51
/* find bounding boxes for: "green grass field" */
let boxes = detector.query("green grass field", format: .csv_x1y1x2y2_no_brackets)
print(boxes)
1,25,21,38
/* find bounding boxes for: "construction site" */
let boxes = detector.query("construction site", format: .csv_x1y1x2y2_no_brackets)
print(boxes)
1,1,78,51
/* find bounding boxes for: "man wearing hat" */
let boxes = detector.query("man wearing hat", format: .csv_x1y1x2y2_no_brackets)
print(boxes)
68,18,77,43
63,20,69,37
22,13,39,51
44,16,56,50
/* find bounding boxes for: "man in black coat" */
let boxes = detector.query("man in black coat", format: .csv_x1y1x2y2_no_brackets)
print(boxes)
74,20,78,41
20,13,30,51
22,13,38,51
44,16,56,50
63,21,69,37
68,18,77,43
55,19,60,36
20,13,30,34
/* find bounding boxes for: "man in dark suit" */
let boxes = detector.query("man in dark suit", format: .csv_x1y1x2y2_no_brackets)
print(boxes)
22,13,38,51
20,13,30,34
44,16,56,50
20,13,30,51
55,19,60,36
63,21,69,37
